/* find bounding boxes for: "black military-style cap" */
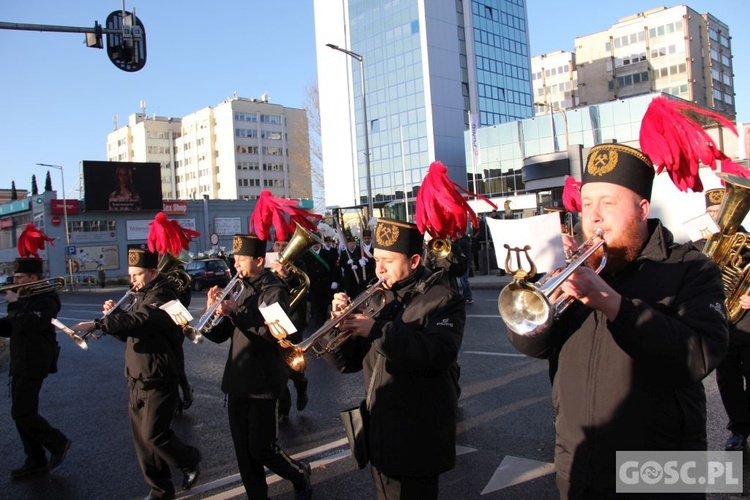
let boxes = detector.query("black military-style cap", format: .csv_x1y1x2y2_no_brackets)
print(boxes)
14,258,43,275
128,249,159,269
583,144,655,201
232,234,266,258
373,218,423,256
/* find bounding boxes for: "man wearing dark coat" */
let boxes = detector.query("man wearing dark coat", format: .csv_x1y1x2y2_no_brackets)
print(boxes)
326,218,465,500
305,238,339,331
507,144,728,498
202,234,312,499
340,237,365,297
0,256,71,479
74,249,201,499
704,187,750,452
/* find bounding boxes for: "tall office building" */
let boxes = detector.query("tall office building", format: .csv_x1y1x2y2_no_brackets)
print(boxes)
106,96,311,201
534,5,734,118
314,0,533,208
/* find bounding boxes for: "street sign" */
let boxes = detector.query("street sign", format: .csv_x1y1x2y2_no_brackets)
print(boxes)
66,245,77,256
36,197,44,204
210,232,219,246
51,216,62,226
105,10,146,72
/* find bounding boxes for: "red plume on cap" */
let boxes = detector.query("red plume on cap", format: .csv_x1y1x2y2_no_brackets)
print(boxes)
562,176,582,213
249,190,322,241
415,161,497,240
17,223,55,259
639,96,747,192
147,212,200,256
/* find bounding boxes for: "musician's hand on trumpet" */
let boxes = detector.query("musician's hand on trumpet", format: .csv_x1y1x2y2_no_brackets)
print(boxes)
207,285,237,317
559,266,621,320
331,292,375,338
102,299,117,316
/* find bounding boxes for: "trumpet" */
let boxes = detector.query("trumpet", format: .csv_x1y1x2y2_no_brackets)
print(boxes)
0,277,66,297
280,277,387,372
51,318,90,350
183,274,245,342
498,229,607,337
76,289,137,344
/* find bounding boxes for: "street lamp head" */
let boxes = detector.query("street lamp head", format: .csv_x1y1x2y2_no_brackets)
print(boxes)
326,43,339,50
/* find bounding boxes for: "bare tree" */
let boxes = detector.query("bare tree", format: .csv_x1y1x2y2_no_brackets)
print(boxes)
287,81,325,213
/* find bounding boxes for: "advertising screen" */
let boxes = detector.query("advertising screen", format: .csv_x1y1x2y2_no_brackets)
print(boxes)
82,161,163,211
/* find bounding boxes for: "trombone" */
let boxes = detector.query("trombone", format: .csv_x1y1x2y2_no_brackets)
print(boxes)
0,277,66,297
498,229,607,337
279,277,387,372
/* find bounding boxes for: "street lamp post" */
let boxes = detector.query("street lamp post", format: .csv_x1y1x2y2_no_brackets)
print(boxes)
36,163,73,289
534,102,569,152
326,43,374,217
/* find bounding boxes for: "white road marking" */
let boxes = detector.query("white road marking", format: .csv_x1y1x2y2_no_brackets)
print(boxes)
481,455,554,495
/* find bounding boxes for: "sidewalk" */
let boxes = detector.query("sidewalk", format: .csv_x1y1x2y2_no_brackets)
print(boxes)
467,272,510,291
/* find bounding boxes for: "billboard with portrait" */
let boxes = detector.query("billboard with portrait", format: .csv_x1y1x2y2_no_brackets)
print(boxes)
82,161,163,212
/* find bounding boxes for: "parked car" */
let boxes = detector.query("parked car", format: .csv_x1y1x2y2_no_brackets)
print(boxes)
184,259,231,291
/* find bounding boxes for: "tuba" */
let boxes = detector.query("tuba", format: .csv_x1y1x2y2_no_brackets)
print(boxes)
157,252,192,294
702,173,750,323
498,229,607,336
276,223,324,311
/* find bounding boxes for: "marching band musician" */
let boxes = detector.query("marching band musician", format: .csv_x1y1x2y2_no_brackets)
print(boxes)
325,218,465,500
201,234,312,500
705,188,750,452
507,142,728,498
0,225,71,479
73,249,201,499
341,236,365,297
269,238,310,422
308,236,341,331
359,229,377,283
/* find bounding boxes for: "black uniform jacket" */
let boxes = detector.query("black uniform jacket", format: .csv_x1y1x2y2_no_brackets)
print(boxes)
203,269,290,397
101,274,184,383
326,266,465,477
0,290,61,379
508,220,729,490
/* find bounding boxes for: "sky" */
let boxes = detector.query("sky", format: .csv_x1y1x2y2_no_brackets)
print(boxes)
1,0,748,199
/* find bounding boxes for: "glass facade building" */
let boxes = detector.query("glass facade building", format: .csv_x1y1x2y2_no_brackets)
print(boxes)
464,93,656,204
314,0,533,209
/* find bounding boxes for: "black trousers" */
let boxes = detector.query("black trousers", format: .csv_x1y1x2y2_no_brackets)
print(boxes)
555,474,706,499
279,368,309,417
716,338,750,435
370,464,439,500
11,376,68,467
129,380,199,498
227,395,306,498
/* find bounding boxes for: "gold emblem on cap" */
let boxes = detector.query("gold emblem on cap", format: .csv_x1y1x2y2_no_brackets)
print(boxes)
233,235,242,253
588,148,618,177
128,251,139,266
375,224,400,247
708,190,724,205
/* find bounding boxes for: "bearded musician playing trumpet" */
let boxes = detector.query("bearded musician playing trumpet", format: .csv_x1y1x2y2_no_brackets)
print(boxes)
507,137,729,497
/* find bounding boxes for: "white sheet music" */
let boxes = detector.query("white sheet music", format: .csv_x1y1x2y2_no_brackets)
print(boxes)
486,213,567,275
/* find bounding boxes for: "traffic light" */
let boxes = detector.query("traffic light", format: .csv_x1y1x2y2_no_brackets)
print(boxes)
85,21,103,49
